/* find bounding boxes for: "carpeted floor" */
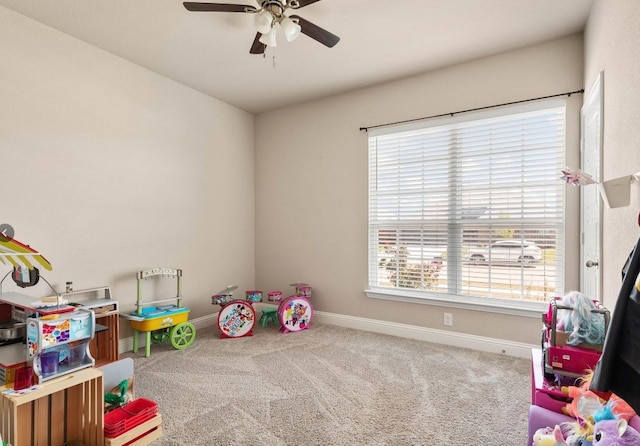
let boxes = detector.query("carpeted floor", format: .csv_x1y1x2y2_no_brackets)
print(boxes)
124,322,531,445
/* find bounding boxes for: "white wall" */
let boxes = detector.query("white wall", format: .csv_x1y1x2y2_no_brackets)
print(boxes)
255,35,584,345
0,3,604,348
0,6,255,332
584,0,640,310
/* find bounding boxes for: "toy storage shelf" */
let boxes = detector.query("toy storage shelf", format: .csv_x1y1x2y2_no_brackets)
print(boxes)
62,286,120,365
90,311,119,365
0,367,104,446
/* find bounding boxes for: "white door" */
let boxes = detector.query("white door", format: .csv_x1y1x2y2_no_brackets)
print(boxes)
580,72,603,300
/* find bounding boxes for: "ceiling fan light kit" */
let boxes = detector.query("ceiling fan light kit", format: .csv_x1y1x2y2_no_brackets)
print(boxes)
254,9,273,34
280,16,301,42
183,0,339,54
259,27,278,47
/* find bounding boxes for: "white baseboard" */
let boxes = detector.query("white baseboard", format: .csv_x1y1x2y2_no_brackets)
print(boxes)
312,310,537,359
120,308,536,359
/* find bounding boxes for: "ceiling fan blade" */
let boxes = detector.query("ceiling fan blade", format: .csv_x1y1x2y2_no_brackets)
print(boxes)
289,0,322,8
250,33,267,54
183,2,257,12
289,15,340,48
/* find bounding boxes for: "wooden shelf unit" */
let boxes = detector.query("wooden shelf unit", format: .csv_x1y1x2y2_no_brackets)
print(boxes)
0,367,104,445
105,414,163,446
90,311,119,365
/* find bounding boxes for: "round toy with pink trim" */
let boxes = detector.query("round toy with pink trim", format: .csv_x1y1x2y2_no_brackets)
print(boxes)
267,290,283,302
277,282,313,334
211,285,257,339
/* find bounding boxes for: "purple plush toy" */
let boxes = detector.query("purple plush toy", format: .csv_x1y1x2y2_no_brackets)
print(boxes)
592,419,640,445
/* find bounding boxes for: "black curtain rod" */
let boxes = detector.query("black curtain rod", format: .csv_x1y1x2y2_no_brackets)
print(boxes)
359,88,584,132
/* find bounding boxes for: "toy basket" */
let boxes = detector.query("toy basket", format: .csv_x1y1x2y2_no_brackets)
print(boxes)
104,398,158,438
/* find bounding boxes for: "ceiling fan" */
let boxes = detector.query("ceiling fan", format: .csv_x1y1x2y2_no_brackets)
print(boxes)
183,1,340,54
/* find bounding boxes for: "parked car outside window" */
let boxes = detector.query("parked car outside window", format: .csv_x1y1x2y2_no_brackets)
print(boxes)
467,240,542,264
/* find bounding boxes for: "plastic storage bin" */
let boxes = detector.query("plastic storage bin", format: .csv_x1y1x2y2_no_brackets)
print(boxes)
104,398,158,438
40,350,59,376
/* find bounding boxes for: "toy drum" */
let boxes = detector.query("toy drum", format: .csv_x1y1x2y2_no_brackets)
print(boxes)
211,294,232,305
217,300,256,339
277,295,313,334
245,290,263,303
267,290,283,302
212,285,238,306
295,285,312,298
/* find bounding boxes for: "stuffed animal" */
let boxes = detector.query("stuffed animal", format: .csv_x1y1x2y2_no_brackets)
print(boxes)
564,417,594,446
592,418,640,445
563,383,604,420
561,371,637,423
606,397,637,423
533,425,568,446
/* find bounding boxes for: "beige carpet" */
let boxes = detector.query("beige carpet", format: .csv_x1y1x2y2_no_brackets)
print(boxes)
124,322,531,445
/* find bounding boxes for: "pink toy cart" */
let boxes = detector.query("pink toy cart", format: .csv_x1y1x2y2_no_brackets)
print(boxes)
211,285,260,339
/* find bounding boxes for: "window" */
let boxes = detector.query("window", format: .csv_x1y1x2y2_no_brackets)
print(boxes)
367,101,565,312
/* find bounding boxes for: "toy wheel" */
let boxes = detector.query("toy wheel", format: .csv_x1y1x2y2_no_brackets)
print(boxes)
170,322,196,350
151,328,170,344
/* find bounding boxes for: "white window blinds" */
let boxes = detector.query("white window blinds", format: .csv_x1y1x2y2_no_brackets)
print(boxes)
368,102,565,304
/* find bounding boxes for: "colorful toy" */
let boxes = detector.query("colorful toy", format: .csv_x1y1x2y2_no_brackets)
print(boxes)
592,418,640,445
562,373,604,420
533,424,567,446
543,296,610,378
557,292,606,346
259,306,278,327
0,233,52,272
124,268,195,357
212,285,258,338
562,371,636,423
608,397,637,423
274,282,313,334
563,417,594,446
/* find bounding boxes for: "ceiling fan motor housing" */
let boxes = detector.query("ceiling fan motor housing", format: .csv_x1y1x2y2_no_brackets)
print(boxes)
260,1,286,21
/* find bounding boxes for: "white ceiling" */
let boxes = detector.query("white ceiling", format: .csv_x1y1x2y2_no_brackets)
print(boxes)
0,0,594,114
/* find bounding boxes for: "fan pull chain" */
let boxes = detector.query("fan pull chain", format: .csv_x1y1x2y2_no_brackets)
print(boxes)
261,48,276,68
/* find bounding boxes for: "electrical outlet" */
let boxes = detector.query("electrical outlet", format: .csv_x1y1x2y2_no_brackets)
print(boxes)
443,312,453,327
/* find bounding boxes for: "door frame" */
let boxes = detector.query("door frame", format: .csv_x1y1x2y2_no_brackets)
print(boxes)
580,72,604,300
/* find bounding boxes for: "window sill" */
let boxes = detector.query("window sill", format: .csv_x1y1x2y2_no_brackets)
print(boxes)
364,288,547,318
